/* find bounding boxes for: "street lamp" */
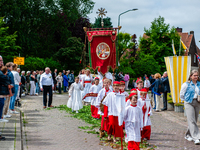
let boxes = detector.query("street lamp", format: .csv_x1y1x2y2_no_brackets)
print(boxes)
117,8,138,65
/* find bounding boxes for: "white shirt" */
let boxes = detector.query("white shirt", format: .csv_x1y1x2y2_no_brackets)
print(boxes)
180,82,199,100
40,73,54,88
144,80,151,88
137,89,150,100
11,71,21,85
89,84,102,105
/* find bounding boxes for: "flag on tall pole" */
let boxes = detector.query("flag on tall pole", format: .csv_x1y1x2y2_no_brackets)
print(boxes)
172,39,176,56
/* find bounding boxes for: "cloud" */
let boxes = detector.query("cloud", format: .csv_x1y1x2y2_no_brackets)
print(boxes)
88,0,200,47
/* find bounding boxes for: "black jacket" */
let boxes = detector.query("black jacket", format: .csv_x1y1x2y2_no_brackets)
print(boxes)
21,75,26,85
163,77,170,92
0,70,10,95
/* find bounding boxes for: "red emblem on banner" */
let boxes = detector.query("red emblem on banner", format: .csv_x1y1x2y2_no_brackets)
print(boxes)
86,29,117,74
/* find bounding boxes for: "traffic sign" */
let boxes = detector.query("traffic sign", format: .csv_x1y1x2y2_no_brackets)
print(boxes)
13,57,25,65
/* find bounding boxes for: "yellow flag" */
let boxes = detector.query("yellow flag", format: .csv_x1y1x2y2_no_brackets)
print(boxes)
181,40,187,50
172,40,176,55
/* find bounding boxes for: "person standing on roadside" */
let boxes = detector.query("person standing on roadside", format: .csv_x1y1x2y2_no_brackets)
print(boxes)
68,70,75,88
26,71,30,95
180,70,200,145
161,72,170,111
10,64,20,114
63,72,68,92
40,67,54,109
52,69,57,93
124,73,130,90
37,71,42,95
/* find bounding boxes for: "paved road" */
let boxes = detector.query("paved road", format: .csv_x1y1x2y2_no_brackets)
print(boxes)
21,94,112,150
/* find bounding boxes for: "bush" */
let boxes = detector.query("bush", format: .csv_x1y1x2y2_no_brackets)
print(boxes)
20,57,62,72
168,100,173,104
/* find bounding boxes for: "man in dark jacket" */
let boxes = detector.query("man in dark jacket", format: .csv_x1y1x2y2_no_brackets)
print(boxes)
26,71,30,95
161,72,170,111
68,71,74,87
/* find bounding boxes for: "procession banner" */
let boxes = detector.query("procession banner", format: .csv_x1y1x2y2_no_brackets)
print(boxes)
82,93,98,100
86,30,117,74
164,56,191,103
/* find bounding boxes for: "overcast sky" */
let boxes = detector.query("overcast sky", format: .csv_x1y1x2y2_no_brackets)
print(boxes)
88,0,200,47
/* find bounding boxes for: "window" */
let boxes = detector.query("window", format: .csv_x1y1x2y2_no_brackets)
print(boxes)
194,54,196,63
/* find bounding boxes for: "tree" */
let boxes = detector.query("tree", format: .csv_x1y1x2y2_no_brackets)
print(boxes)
0,17,21,63
138,16,184,72
54,37,84,73
92,17,113,28
0,0,94,58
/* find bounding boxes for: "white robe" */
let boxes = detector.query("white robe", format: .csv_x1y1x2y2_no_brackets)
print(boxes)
89,84,102,106
95,88,112,115
144,80,151,88
82,74,93,102
138,98,152,126
102,92,126,126
124,105,143,142
67,82,84,111
121,91,129,97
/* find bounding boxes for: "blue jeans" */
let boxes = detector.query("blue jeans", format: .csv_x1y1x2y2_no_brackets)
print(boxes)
35,82,39,93
153,94,156,109
10,84,19,110
64,86,67,92
0,98,5,118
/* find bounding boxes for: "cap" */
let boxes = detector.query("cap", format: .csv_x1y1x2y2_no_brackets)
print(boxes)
95,77,99,80
140,88,147,94
129,92,137,98
120,81,125,85
113,81,120,86
131,88,137,94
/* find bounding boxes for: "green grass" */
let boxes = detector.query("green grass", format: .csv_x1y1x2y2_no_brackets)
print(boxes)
174,103,184,107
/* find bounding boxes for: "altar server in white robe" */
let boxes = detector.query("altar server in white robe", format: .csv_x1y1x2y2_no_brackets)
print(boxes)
95,79,112,132
136,79,150,100
82,69,93,104
138,88,152,140
79,69,85,98
89,77,102,119
124,92,143,150
102,81,125,143
67,77,84,113
144,77,151,92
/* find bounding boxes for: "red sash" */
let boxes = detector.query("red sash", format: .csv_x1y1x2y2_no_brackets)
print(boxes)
84,81,91,83
82,93,98,100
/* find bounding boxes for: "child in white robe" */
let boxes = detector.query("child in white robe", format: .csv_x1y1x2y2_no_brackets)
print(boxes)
82,69,93,104
124,92,143,150
89,77,102,119
119,81,129,99
136,79,150,100
144,77,151,92
67,77,84,113
138,88,152,140
95,79,112,132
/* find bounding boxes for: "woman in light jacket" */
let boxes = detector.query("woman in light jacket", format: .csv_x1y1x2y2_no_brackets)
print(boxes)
10,64,20,114
180,70,200,145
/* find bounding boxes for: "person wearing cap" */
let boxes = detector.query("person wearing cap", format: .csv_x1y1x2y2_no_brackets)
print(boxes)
82,69,93,105
119,81,129,100
96,79,112,133
144,77,151,92
124,92,143,150
138,88,152,141
136,79,150,100
89,77,102,119
102,81,126,143
126,89,141,107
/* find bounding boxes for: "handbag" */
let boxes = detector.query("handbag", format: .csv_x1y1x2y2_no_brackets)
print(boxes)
190,83,200,102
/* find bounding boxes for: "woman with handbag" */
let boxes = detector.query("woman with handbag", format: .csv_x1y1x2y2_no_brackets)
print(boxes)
180,70,200,145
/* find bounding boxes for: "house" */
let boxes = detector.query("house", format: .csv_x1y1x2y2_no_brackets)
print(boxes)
176,27,200,71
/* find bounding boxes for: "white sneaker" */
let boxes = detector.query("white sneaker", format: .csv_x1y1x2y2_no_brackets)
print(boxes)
4,114,12,118
194,139,200,145
185,136,193,142
0,119,9,123
10,110,19,114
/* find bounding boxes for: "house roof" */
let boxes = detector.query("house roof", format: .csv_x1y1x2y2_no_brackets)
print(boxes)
178,32,193,49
